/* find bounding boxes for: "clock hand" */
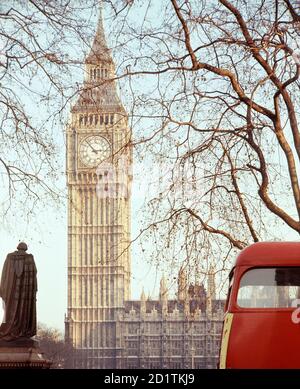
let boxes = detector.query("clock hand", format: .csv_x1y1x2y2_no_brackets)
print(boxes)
87,140,98,153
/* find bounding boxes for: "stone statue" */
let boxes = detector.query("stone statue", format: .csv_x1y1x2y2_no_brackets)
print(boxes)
0,242,37,341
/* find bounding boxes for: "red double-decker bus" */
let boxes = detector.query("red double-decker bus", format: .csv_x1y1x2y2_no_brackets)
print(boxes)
219,242,300,369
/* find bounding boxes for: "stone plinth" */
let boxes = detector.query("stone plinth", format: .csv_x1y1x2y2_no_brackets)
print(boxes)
0,338,51,369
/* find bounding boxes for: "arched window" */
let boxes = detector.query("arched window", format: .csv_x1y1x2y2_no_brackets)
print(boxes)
89,115,93,125
105,69,108,78
100,115,104,125
110,114,114,125
90,69,93,80
97,68,100,79
95,115,98,125
84,115,88,125
105,114,109,125
79,115,83,125
94,69,96,79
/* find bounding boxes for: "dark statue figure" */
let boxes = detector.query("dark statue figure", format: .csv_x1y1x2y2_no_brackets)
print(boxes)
0,242,37,341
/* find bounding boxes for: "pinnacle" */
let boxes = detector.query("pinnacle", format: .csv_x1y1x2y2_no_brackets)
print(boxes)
141,288,146,301
85,4,113,65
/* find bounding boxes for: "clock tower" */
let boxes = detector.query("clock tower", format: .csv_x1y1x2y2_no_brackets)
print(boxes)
65,10,131,369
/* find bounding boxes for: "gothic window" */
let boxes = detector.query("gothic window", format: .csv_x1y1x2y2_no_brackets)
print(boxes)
127,361,138,368
100,115,104,125
110,234,114,258
105,114,109,125
84,195,88,224
89,115,93,125
171,361,182,368
206,337,212,353
127,341,138,356
95,115,98,125
97,68,100,79
153,323,160,333
170,323,179,334
84,115,88,125
94,68,97,79
105,232,109,259
149,338,161,354
105,69,108,78
90,69,93,80
194,338,205,352
214,335,221,350
194,322,204,332
149,359,161,369
90,90,94,103
195,360,206,368
110,114,114,124
105,278,109,305
79,115,83,125
172,340,182,354
128,325,138,334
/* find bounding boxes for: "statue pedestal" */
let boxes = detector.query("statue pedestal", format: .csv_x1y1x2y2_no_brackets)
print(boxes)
0,338,51,369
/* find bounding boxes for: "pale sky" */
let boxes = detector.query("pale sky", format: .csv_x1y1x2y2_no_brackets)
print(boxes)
1,1,299,332
0,175,166,331
0,4,166,331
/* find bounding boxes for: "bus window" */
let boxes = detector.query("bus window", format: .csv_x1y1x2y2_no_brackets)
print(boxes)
237,267,300,308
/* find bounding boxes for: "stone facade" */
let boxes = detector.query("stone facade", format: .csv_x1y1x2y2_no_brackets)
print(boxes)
65,10,224,369
116,283,224,369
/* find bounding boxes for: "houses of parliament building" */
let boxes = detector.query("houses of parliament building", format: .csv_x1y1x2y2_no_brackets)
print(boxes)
64,9,224,369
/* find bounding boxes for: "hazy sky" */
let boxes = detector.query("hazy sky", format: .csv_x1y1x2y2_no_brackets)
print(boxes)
1,1,299,332
0,7,164,330
0,172,166,330
0,4,167,331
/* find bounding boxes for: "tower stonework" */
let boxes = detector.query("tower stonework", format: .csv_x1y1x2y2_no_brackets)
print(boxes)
65,12,131,369
65,8,225,370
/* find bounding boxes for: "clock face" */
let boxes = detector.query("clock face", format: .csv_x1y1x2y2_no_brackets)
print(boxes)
79,135,111,167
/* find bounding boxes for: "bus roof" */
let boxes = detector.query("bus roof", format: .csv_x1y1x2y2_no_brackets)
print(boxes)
235,241,300,267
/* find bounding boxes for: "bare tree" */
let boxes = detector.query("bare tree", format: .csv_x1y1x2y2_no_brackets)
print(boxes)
99,0,300,282
36,322,74,368
0,0,101,219
3,0,300,286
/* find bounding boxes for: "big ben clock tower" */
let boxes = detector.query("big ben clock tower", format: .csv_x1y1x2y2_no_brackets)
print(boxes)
65,9,131,369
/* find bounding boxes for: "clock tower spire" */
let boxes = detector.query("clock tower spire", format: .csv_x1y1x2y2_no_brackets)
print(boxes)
86,2,109,64
65,6,131,369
